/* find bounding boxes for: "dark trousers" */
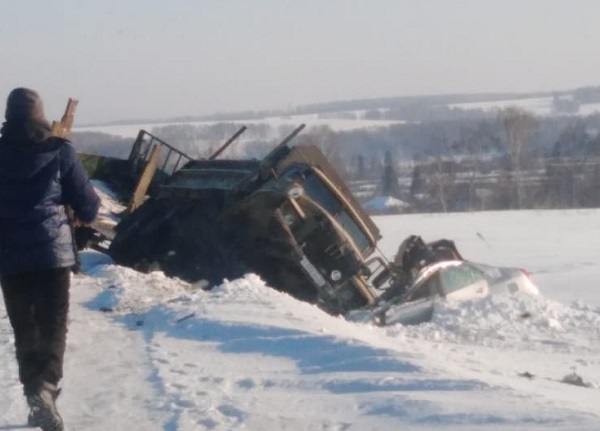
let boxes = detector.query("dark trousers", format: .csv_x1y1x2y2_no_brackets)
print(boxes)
0,268,70,396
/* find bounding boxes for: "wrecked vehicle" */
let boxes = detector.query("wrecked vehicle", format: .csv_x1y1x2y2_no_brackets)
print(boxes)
83,125,538,320
349,258,540,326
105,125,390,314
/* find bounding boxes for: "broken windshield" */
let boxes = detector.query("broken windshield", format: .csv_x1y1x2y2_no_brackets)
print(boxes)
283,166,372,254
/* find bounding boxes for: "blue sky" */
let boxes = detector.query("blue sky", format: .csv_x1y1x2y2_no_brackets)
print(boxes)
1,0,599,124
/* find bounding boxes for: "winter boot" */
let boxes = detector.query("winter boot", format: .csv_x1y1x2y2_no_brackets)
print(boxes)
27,383,63,431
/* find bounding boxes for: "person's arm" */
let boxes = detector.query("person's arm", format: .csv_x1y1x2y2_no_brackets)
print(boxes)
59,142,101,224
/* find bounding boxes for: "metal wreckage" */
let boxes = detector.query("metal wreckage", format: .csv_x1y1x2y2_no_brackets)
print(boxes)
81,128,463,317
60,102,463,321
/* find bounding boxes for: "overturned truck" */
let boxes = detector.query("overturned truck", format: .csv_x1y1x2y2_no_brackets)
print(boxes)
96,125,459,315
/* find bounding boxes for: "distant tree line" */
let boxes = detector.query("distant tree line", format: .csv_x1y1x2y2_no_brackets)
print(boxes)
363,109,600,213
70,132,132,159
71,85,600,214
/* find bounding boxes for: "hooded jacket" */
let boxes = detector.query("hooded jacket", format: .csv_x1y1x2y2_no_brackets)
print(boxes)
0,121,100,275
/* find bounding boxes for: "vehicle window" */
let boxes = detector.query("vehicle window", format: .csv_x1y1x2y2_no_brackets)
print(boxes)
407,274,439,301
440,265,485,293
470,262,502,281
301,169,341,214
334,210,371,253
283,167,372,254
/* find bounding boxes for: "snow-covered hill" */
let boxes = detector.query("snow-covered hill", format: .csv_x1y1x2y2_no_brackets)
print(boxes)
75,113,403,139
1,209,599,430
449,96,600,117
74,93,600,141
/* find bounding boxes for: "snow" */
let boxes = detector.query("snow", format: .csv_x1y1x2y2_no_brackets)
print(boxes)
75,114,404,139
74,96,600,141
578,102,600,116
363,195,410,213
1,205,600,429
448,97,555,116
449,97,600,117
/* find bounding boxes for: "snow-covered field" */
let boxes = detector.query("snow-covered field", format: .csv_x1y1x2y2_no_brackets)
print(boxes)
449,96,600,117
75,113,404,139
579,102,600,117
448,97,557,116
1,208,600,430
74,96,600,142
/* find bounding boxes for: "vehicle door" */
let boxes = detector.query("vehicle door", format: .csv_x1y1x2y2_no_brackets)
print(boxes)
383,273,442,326
439,263,489,302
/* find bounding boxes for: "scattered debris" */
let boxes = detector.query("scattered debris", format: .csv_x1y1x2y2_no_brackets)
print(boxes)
518,371,535,380
175,312,196,323
561,372,592,388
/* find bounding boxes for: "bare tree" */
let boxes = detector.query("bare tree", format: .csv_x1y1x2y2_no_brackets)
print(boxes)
380,149,401,197
498,107,538,208
458,121,502,210
428,157,457,213
301,125,347,177
355,154,366,180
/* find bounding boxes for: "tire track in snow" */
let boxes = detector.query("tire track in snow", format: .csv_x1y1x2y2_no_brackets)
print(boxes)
60,274,172,430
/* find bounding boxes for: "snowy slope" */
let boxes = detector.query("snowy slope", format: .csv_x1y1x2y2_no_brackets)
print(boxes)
448,97,600,117
75,114,403,139
1,209,600,430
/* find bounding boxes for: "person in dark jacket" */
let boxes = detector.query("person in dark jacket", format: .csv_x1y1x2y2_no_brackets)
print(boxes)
0,88,100,431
